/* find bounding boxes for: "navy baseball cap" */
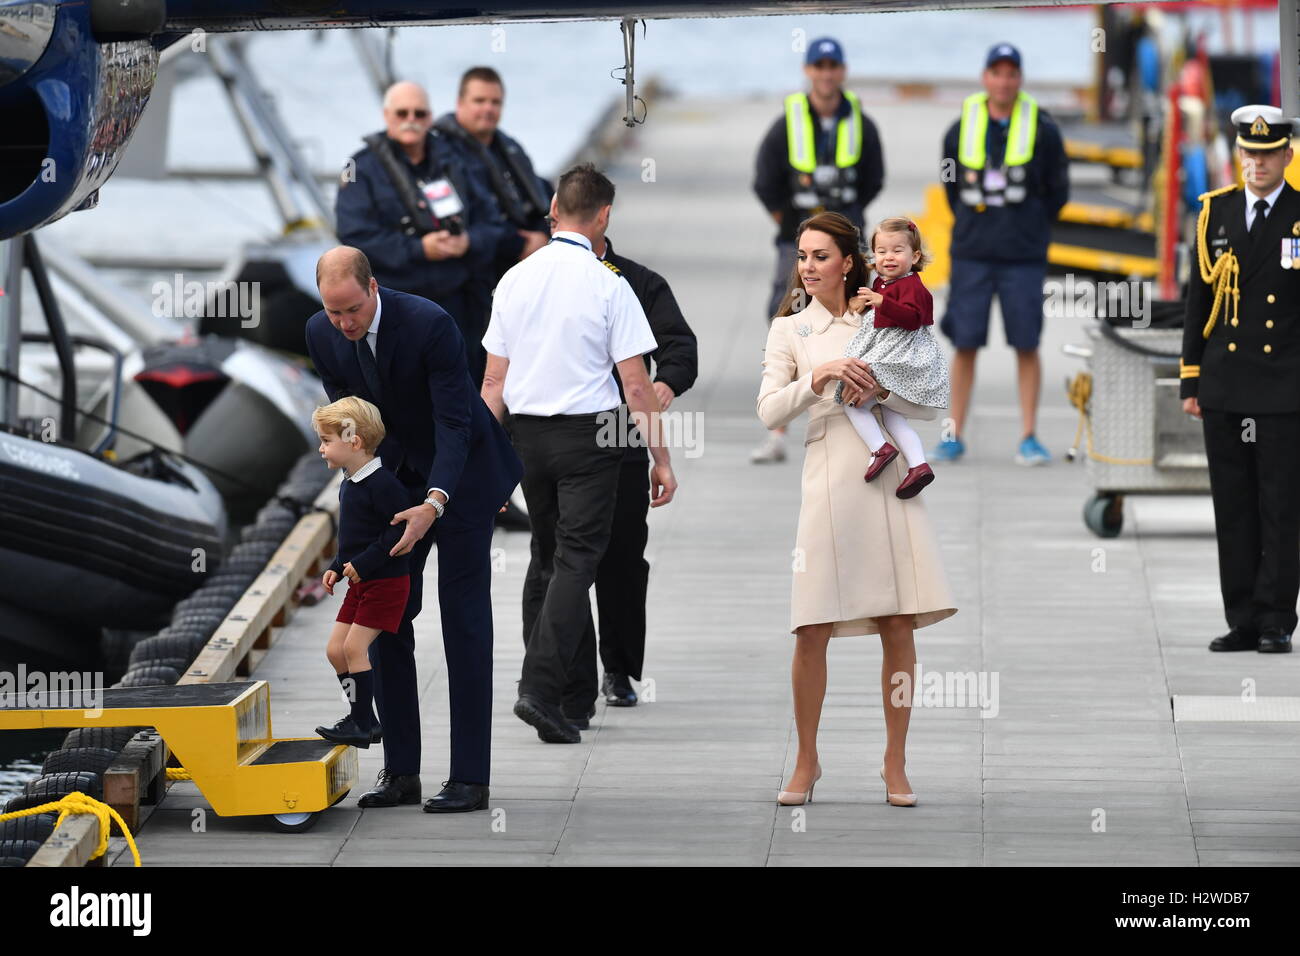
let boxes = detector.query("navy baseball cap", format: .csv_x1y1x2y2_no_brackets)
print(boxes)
806,37,845,66
985,42,1021,70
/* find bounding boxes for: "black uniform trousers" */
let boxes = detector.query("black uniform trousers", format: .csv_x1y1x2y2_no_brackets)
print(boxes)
369,476,496,784
1201,407,1300,636
512,412,623,705
563,457,652,715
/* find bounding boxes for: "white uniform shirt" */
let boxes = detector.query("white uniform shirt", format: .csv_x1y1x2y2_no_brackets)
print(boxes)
482,231,657,416
1245,180,1285,232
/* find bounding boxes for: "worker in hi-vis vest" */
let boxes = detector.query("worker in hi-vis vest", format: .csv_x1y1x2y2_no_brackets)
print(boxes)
751,35,884,464
935,43,1069,467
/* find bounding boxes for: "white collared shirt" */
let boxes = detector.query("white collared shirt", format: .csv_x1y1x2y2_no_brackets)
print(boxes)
346,455,384,483
364,290,382,357
482,230,658,416
1245,180,1285,232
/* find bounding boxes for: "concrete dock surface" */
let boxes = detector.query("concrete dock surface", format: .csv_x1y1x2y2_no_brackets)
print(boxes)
111,93,1300,867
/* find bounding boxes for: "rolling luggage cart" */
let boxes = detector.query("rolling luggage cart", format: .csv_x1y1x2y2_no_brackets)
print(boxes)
1064,318,1208,537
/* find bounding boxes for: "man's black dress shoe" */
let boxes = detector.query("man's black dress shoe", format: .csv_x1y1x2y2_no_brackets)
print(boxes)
1258,630,1293,653
514,695,580,743
315,715,372,747
1208,628,1258,652
562,704,596,730
602,672,637,707
422,781,489,813
357,769,421,807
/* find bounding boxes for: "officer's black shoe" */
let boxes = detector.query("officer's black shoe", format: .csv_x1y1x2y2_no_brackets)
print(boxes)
1208,628,1259,652
370,721,383,744
602,671,638,707
422,781,489,813
513,695,580,743
357,769,422,808
315,715,372,748
495,500,531,533
1258,630,1293,654
562,703,597,730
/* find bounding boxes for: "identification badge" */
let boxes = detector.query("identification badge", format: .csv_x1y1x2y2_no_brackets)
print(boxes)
812,164,838,187
983,167,1007,192
420,178,464,220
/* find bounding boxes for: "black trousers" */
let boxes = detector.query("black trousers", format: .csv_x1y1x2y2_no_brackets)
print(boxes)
563,457,651,714
512,412,623,705
369,480,496,783
429,287,487,388
1201,408,1300,635
767,239,797,322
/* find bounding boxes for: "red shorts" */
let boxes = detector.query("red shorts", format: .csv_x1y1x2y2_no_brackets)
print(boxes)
336,575,410,633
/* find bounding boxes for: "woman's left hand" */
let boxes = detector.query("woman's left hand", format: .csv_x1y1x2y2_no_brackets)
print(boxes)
843,364,881,407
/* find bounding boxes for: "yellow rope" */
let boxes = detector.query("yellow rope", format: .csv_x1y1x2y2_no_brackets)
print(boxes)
1195,185,1241,340
1065,371,1154,466
0,792,141,866
165,768,192,781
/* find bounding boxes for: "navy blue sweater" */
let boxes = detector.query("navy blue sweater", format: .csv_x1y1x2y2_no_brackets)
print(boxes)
327,464,413,581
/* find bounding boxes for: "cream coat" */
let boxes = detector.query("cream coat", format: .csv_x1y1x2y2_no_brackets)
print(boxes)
757,296,958,637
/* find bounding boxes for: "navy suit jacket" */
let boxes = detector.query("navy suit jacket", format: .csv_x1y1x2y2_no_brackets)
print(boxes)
305,287,522,529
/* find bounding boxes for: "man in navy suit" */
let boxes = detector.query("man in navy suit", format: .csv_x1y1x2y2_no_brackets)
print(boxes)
305,246,522,812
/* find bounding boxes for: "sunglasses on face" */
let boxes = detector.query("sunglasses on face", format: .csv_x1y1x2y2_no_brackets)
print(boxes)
393,108,429,120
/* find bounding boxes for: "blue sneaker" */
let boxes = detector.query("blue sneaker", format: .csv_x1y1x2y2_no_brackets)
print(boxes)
1015,434,1050,466
932,437,965,462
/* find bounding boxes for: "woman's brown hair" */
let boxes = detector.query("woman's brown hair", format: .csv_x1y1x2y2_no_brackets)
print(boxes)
774,211,870,317
869,216,932,272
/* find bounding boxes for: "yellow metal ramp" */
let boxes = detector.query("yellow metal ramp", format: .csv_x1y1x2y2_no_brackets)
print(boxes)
0,681,356,831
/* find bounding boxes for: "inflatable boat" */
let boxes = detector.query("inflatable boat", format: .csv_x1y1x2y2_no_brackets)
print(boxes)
0,432,227,635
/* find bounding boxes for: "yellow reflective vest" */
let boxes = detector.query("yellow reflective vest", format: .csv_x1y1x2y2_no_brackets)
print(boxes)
956,91,1038,206
784,89,864,173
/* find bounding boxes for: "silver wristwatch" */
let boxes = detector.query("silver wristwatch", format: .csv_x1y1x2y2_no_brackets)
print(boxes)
423,495,445,518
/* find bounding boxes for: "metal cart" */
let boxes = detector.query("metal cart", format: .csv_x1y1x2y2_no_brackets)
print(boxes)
1064,321,1208,537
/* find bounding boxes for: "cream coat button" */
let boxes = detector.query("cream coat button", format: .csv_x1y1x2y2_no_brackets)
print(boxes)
1228,342,1237,351
1264,344,1272,353
1231,318,1239,326
1267,319,1275,328
1267,294,1276,303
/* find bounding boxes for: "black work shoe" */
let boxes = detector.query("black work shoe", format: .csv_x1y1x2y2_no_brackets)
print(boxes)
562,704,597,730
602,671,638,707
1258,631,1293,653
1209,628,1259,652
357,769,421,808
315,715,372,747
422,781,489,813
513,695,580,743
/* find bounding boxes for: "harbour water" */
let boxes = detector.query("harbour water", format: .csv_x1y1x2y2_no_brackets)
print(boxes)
38,6,1277,294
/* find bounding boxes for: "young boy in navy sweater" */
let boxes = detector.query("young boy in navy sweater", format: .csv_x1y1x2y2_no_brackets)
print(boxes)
311,396,411,747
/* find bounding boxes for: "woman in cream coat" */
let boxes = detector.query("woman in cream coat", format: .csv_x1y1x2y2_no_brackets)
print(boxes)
757,211,956,808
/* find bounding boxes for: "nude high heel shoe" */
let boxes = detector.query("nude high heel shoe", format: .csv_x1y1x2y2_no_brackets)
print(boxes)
778,763,822,806
880,765,918,807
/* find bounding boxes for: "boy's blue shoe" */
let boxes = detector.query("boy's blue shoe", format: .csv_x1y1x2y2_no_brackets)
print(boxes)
1015,434,1051,466
932,437,965,462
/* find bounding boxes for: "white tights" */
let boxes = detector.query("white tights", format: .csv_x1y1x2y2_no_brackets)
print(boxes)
844,399,927,467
